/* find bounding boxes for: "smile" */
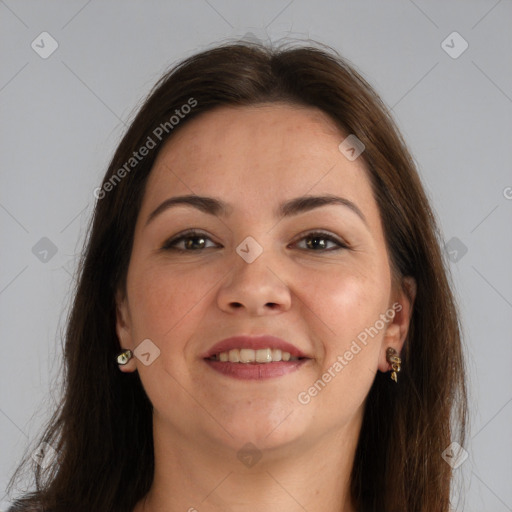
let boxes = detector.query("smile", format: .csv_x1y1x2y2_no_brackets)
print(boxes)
207,347,301,363
204,350,310,380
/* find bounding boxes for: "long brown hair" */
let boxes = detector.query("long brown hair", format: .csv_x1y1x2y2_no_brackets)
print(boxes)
6,39,468,512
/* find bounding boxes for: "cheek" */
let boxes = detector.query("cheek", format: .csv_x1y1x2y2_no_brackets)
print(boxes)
127,259,221,341
308,260,389,316
295,266,390,417
294,259,391,359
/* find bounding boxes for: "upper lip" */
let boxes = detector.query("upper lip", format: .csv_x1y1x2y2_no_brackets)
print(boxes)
202,335,311,359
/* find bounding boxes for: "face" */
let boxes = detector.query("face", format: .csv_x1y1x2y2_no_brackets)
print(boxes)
115,103,414,455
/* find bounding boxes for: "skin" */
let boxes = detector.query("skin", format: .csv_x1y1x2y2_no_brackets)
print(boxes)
115,103,416,512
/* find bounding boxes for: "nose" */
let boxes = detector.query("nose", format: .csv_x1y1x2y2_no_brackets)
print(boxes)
216,250,292,316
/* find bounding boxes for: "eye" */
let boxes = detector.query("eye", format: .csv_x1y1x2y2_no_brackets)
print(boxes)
291,231,348,252
162,229,219,251
161,229,349,253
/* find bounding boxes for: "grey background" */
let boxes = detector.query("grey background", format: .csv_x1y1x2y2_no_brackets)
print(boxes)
1,1,511,510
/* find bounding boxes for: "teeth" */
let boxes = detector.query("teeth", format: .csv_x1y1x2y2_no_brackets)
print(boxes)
211,348,300,363
256,348,272,363
228,349,240,362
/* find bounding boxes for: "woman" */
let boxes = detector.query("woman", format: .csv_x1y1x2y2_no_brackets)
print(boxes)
6,39,468,512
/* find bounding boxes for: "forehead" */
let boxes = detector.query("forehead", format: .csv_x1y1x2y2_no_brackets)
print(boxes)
139,104,379,224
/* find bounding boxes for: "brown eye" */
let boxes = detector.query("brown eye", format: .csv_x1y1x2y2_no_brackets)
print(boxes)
292,231,348,251
162,230,218,251
162,229,348,252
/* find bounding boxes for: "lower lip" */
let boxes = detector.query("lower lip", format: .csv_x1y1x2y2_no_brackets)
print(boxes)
204,359,309,379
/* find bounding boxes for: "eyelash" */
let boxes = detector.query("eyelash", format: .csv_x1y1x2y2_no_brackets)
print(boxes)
161,229,349,252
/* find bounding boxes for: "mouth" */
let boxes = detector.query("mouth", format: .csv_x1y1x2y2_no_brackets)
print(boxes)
207,347,302,363
202,335,312,380
204,356,310,380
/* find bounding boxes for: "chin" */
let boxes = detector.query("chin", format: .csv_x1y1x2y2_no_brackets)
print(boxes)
212,400,311,448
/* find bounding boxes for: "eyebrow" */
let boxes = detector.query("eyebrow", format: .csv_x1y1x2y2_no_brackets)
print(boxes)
144,194,368,227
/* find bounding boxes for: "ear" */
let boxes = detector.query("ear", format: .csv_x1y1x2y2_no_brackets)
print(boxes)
115,288,137,373
378,276,416,373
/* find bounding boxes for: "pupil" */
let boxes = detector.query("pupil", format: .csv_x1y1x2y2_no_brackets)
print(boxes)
186,236,204,249
307,237,325,250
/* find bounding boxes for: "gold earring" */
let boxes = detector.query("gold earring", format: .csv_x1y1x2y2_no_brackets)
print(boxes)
386,347,401,383
116,349,133,366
